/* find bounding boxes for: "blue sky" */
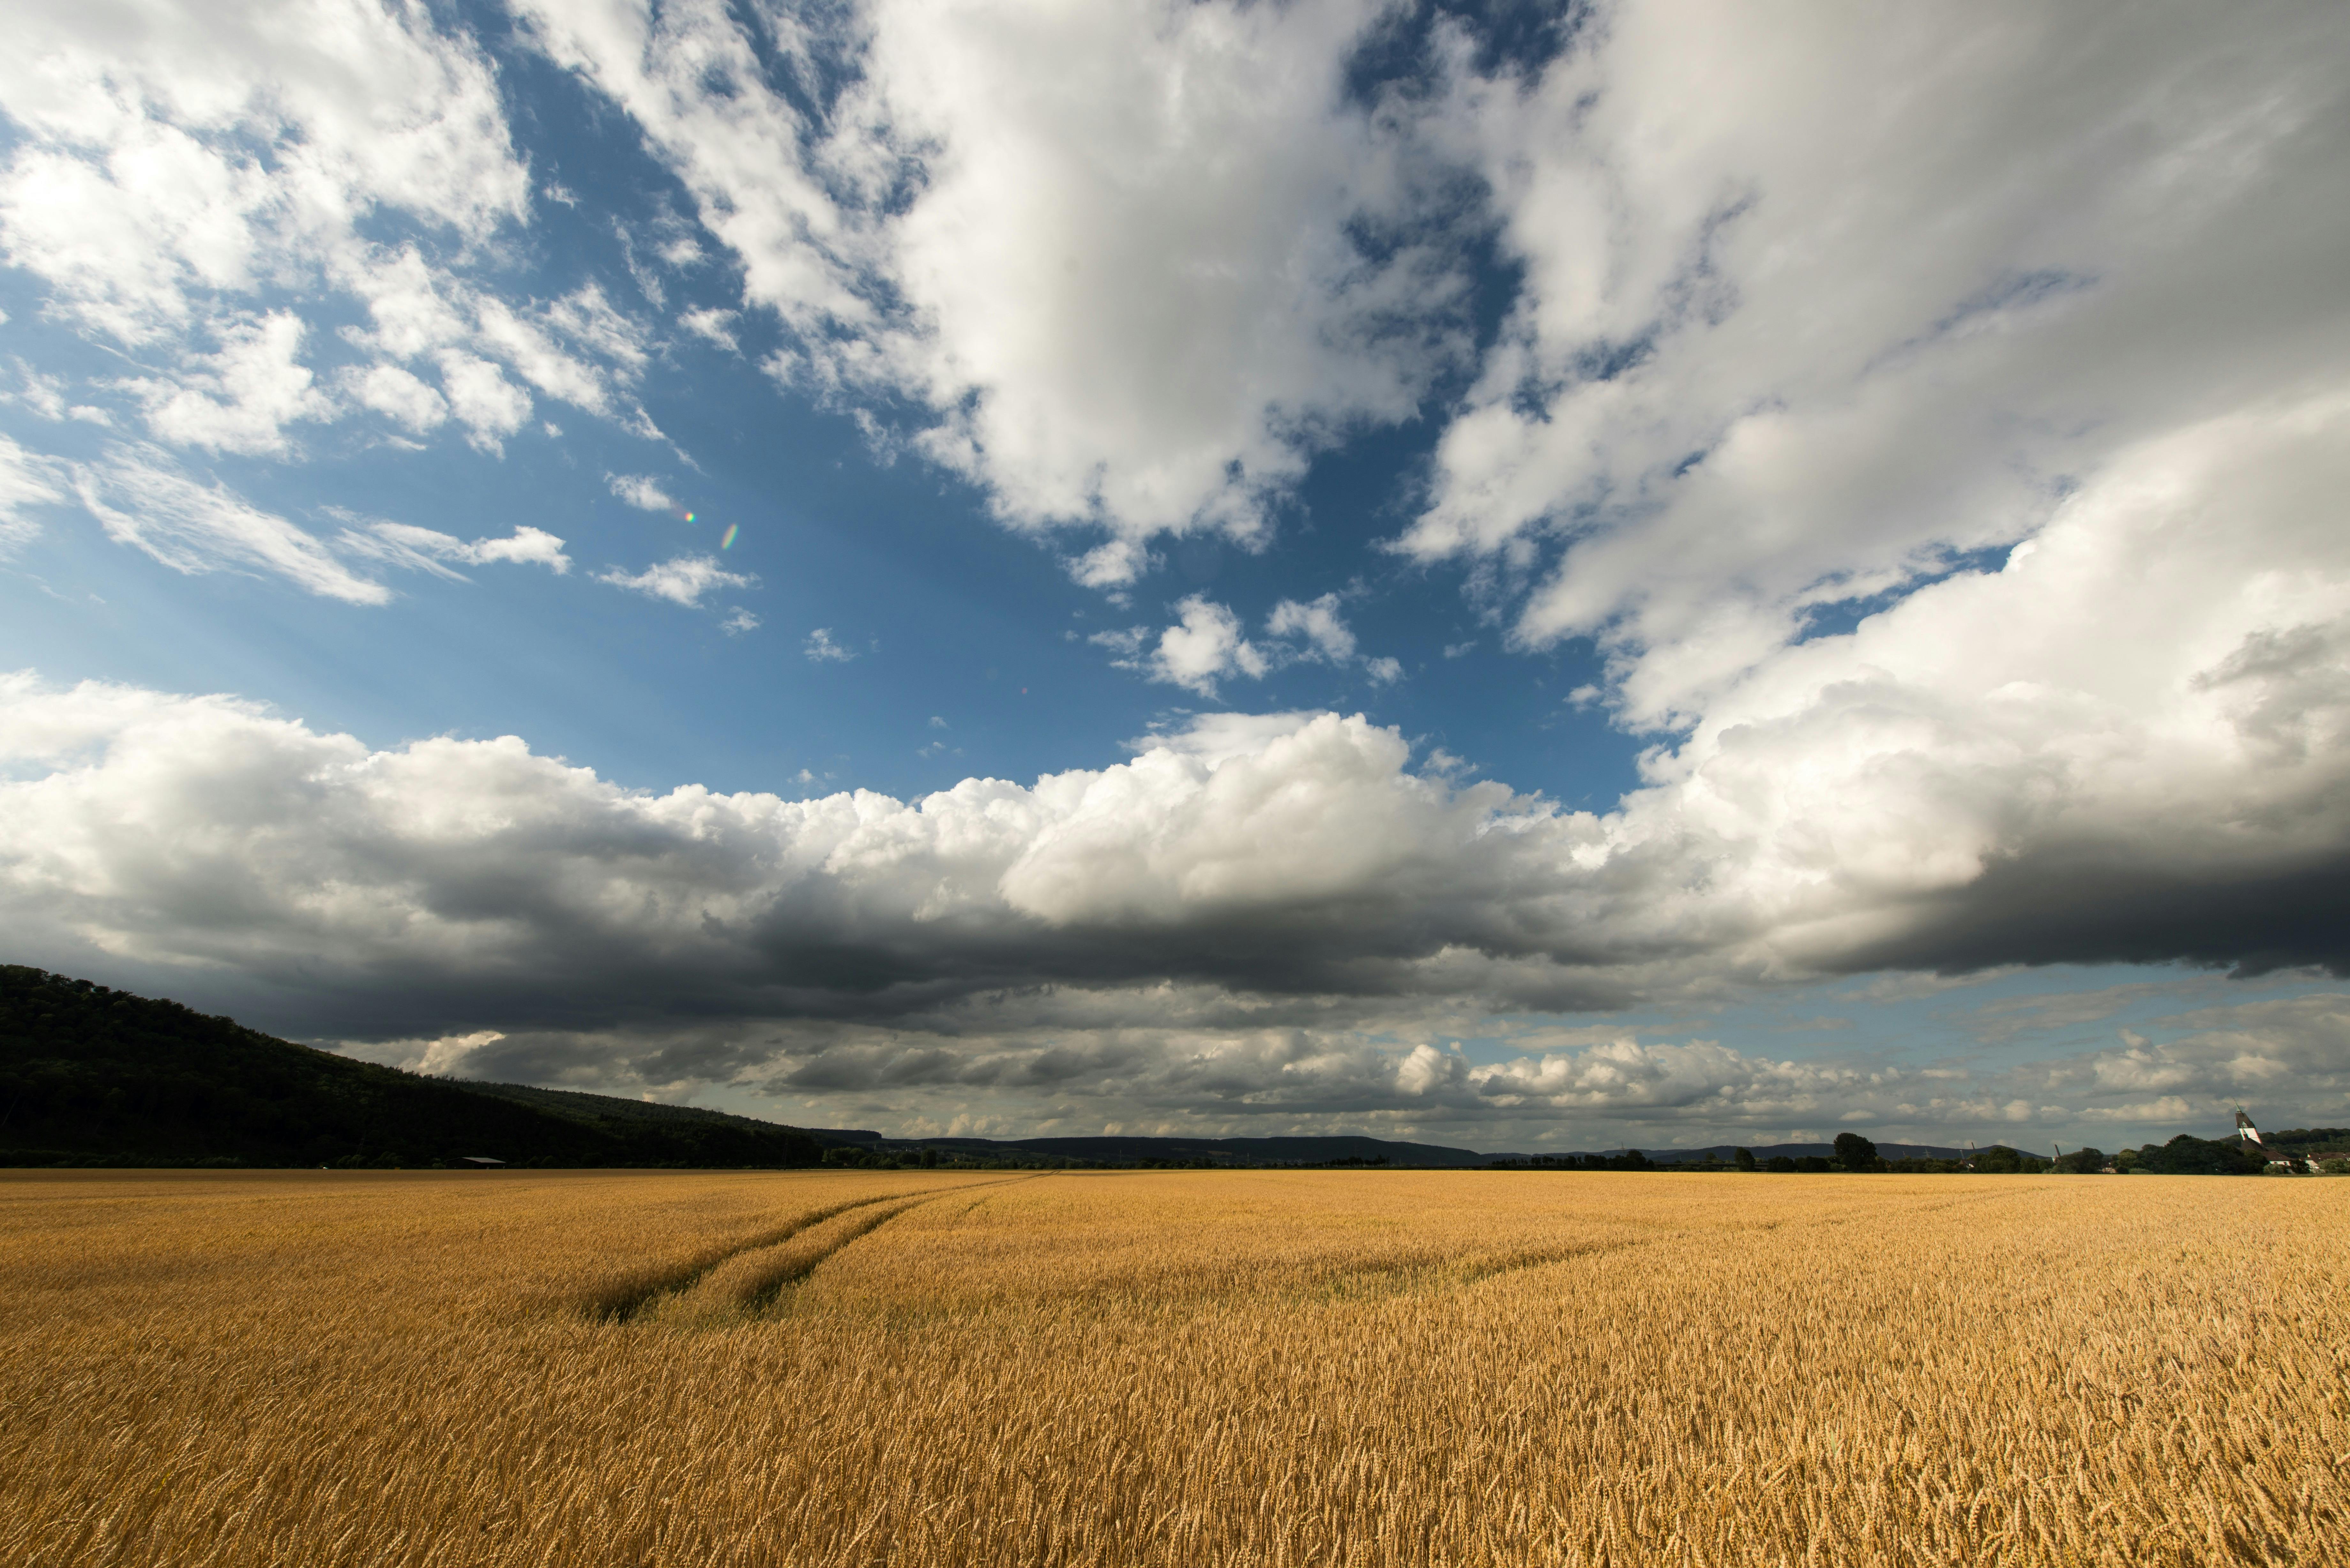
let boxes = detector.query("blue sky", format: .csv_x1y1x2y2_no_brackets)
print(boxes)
3,0,2347,1153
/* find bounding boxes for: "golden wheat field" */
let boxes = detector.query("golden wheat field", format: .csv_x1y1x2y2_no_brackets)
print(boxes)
1,1169,2342,1567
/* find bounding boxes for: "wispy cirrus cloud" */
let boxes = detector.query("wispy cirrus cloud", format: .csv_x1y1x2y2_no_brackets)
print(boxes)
72,447,390,604
59,450,573,602
334,517,571,581
0,435,65,555
803,629,854,663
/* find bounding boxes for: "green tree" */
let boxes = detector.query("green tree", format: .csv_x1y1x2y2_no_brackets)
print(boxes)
2129,1134,2268,1175
1974,1145,2023,1173
1765,1155,1796,1172
1833,1132,1878,1172
1733,1147,1757,1172
2051,1146,2105,1174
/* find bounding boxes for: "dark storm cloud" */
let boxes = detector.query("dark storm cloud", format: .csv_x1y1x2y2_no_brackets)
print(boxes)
7,647,2350,1050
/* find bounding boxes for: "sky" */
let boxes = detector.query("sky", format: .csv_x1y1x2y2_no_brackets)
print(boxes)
3,0,2347,1154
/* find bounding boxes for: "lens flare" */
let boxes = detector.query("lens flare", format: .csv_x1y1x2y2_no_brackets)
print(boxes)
682,510,696,524
719,524,739,550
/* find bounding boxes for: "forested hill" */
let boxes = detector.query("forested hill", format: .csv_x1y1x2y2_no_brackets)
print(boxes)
0,966,836,1168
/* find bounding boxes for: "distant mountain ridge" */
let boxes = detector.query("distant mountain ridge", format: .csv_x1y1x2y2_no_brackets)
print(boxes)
1533,1142,1971,1164
885,1133,1487,1167
458,1080,879,1147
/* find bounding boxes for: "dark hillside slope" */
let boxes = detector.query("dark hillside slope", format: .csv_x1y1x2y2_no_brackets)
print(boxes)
0,966,829,1168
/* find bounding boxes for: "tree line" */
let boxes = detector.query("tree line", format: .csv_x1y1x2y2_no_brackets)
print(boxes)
1487,1130,2350,1175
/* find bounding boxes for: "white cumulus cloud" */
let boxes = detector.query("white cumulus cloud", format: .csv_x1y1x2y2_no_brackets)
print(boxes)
122,311,334,456
433,351,531,453
677,307,740,352
1397,0,2350,738
1266,594,1356,665
607,473,676,512
1144,597,1268,696
347,362,448,435
597,554,754,608
513,0,1472,582
0,0,528,344
1100,592,1401,693
0,0,660,457
7,674,2346,1035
